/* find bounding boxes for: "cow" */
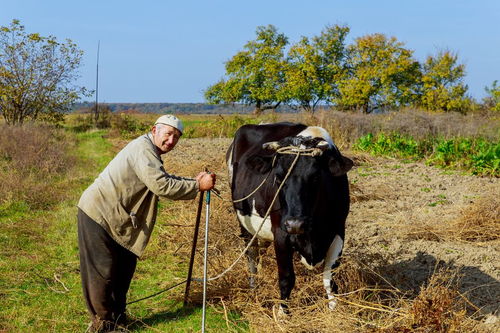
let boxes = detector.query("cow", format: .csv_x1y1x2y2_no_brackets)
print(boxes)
226,122,353,312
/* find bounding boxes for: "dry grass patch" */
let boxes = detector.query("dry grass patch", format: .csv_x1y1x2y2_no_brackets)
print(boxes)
405,193,500,243
0,124,76,210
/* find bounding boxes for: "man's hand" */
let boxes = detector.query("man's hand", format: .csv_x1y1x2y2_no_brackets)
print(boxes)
196,172,216,191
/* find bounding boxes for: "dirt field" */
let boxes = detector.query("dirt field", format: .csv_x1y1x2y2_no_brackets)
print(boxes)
158,137,499,332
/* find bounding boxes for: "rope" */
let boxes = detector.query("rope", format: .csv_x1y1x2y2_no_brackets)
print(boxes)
231,155,276,203
232,145,321,203
127,279,187,305
275,146,323,157
207,148,304,282
127,146,319,304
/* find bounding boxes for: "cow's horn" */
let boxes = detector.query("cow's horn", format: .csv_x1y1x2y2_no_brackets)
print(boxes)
317,140,330,151
262,141,281,151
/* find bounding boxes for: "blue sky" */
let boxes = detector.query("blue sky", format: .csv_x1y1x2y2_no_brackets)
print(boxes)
1,0,499,103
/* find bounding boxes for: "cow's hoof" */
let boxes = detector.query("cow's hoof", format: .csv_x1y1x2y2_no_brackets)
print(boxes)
328,299,338,310
272,304,289,322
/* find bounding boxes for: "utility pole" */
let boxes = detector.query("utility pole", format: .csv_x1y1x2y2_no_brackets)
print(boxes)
94,40,100,125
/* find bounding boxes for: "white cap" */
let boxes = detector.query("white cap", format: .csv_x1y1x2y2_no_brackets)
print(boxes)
154,115,184,135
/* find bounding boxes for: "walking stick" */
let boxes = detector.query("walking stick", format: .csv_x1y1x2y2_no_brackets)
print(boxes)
183,191,205,306
201,190,211,333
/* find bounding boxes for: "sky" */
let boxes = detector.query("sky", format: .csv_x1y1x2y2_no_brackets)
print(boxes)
1,0,499,103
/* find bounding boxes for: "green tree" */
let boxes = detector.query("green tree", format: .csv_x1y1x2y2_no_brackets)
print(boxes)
483,80,500,111
0,19,87,125
337,33,420,113
205,25,288,114
419,50,471,112
285,25,350,113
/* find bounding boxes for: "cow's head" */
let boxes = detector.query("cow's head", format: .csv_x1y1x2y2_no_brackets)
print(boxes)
245,135,353,235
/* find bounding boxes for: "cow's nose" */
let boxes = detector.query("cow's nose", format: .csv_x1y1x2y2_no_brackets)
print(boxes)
284,219,305,234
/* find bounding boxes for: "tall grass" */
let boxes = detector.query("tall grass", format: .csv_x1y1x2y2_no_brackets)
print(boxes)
181,114,279,138
0,124,76,211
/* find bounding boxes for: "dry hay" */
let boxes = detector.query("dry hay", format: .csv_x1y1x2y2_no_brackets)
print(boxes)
145,137,499,332
405,194,500,243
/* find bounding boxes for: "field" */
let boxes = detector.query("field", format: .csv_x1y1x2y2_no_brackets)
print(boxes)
159,135,499,332
0,110,499,332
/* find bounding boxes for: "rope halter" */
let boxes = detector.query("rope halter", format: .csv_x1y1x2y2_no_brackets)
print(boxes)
232,142,327,204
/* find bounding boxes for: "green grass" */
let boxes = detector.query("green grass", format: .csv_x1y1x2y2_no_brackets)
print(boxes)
0,128,246,332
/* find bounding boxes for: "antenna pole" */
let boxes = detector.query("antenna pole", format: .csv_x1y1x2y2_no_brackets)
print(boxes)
95,40,100,125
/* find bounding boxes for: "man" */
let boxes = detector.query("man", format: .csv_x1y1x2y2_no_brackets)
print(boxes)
77,115,216,332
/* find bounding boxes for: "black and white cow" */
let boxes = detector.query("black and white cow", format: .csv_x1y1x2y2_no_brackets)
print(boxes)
226,122,353,310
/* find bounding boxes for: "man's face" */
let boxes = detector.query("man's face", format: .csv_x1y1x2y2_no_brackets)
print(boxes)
151,124,181,154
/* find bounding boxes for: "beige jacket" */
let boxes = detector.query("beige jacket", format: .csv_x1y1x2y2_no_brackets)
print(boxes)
78,133,199,256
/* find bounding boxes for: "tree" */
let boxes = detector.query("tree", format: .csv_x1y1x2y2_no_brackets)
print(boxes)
285,25,349,113
205,25,288,114
0,19,87,125
484,80,500,111
337,33,421,113
418,50,470,112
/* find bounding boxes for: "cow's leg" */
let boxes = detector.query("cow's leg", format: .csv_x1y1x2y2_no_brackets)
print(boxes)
323,234,344,310
273,229,295,314
240,225,259,288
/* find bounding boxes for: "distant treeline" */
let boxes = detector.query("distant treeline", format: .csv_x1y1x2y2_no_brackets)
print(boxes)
72,102,297,114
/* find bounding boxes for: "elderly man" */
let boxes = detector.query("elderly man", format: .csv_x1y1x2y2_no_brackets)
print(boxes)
77,115,216,332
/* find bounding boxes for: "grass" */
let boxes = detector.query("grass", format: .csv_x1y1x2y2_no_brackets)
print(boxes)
0,127,243,332
1,110,498,332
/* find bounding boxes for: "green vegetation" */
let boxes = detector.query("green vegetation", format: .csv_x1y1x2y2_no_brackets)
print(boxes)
68,112,279,140
205,24,481,114
0,125,244,331
0,111,498,331
354,133,499,176
0,20,88,125
484,80,500,111
419,51,471,113
337,33,421,113
205,25,289,114
285,25,349,113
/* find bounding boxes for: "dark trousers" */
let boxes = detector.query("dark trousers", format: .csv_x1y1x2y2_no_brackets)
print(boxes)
77,208,137,330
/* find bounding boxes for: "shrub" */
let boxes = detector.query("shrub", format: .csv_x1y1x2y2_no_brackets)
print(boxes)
0,124,75,209
110,113,151,138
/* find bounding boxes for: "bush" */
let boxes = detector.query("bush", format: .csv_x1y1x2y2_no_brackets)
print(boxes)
110,113,151,138
0,124,75,209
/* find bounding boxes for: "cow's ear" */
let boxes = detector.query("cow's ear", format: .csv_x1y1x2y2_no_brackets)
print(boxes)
246,155,273,174
328,155,353,176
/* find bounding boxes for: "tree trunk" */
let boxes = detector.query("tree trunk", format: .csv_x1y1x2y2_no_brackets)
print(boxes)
253,101,262,115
